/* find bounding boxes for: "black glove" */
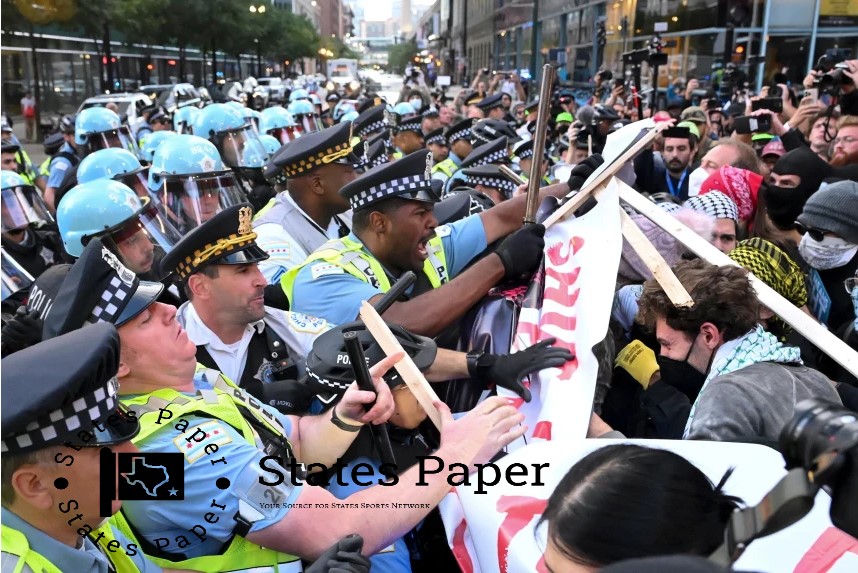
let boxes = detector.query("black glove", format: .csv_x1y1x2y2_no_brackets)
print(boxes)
566,153,605,193
1,307,43,357
305,534,371,573
469,338,575,402
494,224,545,281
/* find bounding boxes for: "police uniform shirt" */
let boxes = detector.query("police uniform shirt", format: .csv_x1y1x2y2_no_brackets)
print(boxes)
1,507,163,573
254,192,354,284
47,142,76,189
119,369,301,560
290,215,488,326
430,151,462,184
176,301,330,383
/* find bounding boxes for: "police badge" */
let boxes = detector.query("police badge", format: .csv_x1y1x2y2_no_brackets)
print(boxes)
425,151,433,179
238,206,253,235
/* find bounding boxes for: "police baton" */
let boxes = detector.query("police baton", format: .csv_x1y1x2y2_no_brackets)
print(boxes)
524,64,556,225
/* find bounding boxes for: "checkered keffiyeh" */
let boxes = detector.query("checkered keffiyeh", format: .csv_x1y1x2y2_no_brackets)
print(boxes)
351,175,432,210
1,376,120,453
684,191,739,223
730,237,807,309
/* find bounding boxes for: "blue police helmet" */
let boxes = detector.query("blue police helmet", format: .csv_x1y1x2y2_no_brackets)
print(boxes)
191,103,247,142
308,93,322,107
259,107,296,133
57,179,144,257
173,106,201,134
138,131,179,164
289,88,309,102
75,107,122,146
241,107,262,131
340,110,359,124
332,100,356,122
259,134,281,157
147,134,225,193
77,148,144,184
1,169,28,190
287,99,315,116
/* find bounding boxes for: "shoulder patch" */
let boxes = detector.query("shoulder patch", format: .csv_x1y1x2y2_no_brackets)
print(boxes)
172,420,233,463
311,262,344,280
287,312,329,334
435,225,452,238
52,161,68,171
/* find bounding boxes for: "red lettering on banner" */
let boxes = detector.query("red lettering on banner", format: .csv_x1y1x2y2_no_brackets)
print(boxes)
496,495,548,573
532,421,552,440
451,518,474,573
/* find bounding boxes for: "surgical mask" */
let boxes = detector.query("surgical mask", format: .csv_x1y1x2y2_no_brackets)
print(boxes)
656,337,707,402
798,234,858,271
409,98,423,109
687,167,709,198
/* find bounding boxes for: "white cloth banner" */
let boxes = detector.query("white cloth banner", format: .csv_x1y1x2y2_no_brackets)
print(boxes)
501,177,622,447
440,440,852,573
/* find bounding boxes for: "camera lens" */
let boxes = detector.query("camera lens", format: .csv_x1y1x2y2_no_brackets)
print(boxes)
779,399,858,481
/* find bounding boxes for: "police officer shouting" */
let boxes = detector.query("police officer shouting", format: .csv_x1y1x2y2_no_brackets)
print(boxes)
284,149,560,337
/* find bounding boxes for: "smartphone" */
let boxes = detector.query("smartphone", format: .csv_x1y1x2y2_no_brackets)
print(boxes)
804,88,819,102
733,115,772,134
751,98,783,113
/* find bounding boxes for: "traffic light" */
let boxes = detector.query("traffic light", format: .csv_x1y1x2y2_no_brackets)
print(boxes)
596,20,607,48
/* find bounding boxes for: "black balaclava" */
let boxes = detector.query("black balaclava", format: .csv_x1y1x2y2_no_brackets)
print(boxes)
764,147,832,230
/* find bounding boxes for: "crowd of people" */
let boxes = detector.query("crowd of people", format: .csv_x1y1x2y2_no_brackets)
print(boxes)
1,56,857,573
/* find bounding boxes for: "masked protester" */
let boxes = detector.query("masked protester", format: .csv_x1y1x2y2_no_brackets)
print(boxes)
795,180,858,331
763,147,831,232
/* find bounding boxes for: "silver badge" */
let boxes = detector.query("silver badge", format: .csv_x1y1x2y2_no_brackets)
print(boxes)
425,152,433,179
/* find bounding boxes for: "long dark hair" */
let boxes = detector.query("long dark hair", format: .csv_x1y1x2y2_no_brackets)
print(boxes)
537,444,741,568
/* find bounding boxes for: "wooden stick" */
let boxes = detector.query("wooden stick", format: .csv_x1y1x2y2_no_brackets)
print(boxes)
525,64,555,224
616,179,858,380
359,301,443,430
543,121,668,229
618,208,694,307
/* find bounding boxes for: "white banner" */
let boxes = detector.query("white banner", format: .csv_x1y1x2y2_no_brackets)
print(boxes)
501,177,622,447
440,440,855,573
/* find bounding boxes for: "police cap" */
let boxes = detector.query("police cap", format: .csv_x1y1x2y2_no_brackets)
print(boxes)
459,136,511,170
445,118,475,146
462,164,518,198
160,204,268,282
340,149,439,211
352,104,387,139
424,127,446,147
265,121,357,179
475,93,504,112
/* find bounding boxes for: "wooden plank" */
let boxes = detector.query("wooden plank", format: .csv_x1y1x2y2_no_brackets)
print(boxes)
618,207,694,307
616,179,858,380
359,301,443,430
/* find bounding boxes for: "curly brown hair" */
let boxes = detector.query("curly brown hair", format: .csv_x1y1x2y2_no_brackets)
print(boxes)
637,260,760,341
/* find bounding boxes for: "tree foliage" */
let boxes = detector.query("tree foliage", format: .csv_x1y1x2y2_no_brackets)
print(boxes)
388,38,418,74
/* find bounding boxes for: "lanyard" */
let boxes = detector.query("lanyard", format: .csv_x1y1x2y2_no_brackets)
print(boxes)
289,194,349,239
665,169,688,198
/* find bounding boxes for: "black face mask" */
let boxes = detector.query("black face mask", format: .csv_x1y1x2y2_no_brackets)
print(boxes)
656,337,707,402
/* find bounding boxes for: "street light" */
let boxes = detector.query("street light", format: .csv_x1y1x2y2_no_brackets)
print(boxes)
249,4,266,13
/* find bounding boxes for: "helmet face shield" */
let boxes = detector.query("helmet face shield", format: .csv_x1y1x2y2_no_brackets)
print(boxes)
295,113,322,134
1,185,54,233
116,167,150,199
269,125,303,145
98,202,183,279
1,249,34,301
88,125,140,157
218,126,268,168
156,172,247,234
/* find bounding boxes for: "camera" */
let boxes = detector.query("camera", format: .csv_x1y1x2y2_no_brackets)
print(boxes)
779,399,858,538
814,49,854,98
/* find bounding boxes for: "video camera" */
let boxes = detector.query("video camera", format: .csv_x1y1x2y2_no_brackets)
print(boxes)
815,49,854,99
711,399,858,566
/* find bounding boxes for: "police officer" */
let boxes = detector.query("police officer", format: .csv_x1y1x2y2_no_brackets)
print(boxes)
254,122,357,283
389,103,425,156
1,171,64,279
192,103,272,211
147,134,247,235
288,99,323,134
136,106,171,148
474,93,506,121
430,118,474,184
460,164,520,205
352,104,388,141
138,130,178,165
77,147,153,197
513,139,553,186
172,105,200,135
424,127,448,163
283,149,553,336
57,179,182,279
163,204,330,413
0,323,165,573
444,136,512,194
42,235,523,568
259,106,301,146
1,119,44,191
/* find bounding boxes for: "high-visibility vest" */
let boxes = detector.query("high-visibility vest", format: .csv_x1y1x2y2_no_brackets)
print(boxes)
281,234,449,307
431,158,457,179
1,522,140,573
115,366,303,573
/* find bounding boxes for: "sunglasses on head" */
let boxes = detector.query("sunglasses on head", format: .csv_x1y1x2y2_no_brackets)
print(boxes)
794,221,828,242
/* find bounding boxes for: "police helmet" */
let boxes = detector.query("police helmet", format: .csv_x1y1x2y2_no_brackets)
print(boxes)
1,170,54,233
77,148,151,197
260,107,301,145
173,106,200,134
138,130,179,164
289,88,309,102
259,134,281,157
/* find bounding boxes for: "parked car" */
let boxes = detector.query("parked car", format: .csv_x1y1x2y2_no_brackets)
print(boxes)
138,83,202,111
256,77,287,105
77,92,152,135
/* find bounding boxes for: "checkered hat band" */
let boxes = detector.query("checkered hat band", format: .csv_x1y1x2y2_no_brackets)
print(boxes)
283,142,350,177
89,276,135,324
351,175,431,209
468,175,517,194
394,119,423,133
307,369,351,392
472,133,492,146
470,148,508,168
371,155,389,168
447,128,471,143
1,377,120,453
517,148,534,160
358,120,386,137
426,134,445,145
